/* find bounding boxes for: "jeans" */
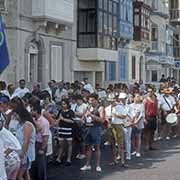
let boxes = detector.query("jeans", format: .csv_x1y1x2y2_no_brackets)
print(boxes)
123,127,132,159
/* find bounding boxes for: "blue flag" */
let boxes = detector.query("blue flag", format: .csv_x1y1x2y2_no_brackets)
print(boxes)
0,16,9,73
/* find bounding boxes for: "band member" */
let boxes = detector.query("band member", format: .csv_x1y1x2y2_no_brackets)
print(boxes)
110,93,129,166
159,88,176,140
80,93,105,172
144,87,158,151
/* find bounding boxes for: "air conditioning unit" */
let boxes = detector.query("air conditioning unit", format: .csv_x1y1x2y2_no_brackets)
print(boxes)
0,0,6,11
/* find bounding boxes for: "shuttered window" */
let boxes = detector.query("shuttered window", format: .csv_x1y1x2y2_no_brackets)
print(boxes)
105,61,116,81
51,45,63,81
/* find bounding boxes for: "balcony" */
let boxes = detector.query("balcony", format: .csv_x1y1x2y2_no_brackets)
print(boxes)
77,48,118,62
32,0,74,24
170,9,180,22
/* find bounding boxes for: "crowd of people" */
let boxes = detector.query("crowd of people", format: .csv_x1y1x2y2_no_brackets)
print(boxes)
0,77,180,180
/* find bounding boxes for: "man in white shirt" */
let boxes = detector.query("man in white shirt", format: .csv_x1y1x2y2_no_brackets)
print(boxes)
110,93,130,166
159,88,176,140
54,81,68,104
83,78,94,94
14,79,30,98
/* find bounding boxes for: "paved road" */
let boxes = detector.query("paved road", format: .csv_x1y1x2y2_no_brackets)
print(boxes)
48,138,180,180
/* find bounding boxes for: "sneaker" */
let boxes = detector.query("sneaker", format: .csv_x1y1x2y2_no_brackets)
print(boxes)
96,166,102,172
158,136,163,141
80,165,91,171
65,161,71,166
76,154,81,159
126,156,131,160
78,154,86,160
92,146,95,151
55,158,62,165
166,136,170,140
104,141,109,146
116,155,121,160
136,153,141,158
131,151,136,156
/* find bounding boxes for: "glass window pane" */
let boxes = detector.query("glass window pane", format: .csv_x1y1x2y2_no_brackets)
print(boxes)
109,14,112,35
98,11,103,33
87,11,96,32
98,0,103,9
104,0,108,11
109,0,113,13
79,11,86,32
113,2,117,15
104,12,108,34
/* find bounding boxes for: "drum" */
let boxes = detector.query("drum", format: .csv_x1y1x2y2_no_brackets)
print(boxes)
166,113,178,126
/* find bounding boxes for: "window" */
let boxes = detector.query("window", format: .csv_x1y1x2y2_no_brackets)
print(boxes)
99,0,103,9
51,45,63,81
119,54,126,80
78,0,119,50
132,56,136,79
151,27,158,41
79,0,96,9
134,14,139,26
0,0,6,11
105,61,116,81
152,70,157,82
87,11,96,33
98,11,103,33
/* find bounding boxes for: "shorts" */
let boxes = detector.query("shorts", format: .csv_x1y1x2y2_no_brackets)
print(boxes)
145,116,157,131
84,126,101,145
132,127,142,135
108,124,124,145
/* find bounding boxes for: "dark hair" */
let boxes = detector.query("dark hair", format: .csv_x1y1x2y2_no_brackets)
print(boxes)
0,81,6,90
14,107,35,125
60,98,71,109
29,96,41,107
19,79,26,84
32,104,42,114
88,93,99,100
75,94,83,100
11,96,24,108
39,90,51,100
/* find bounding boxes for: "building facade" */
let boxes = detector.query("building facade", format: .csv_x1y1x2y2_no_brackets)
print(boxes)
0,0,75,88
145,0,174,83
0,0,176,88
169,0,180,84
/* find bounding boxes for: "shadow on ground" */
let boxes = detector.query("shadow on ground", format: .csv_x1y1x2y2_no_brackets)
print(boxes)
47,138,180,180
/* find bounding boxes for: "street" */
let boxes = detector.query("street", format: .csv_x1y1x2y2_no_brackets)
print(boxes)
48,138,180,180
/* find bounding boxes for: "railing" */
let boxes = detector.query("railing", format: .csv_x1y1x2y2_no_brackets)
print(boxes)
170,9,180,21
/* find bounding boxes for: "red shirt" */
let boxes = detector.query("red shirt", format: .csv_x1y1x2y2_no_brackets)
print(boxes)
145,97,158,117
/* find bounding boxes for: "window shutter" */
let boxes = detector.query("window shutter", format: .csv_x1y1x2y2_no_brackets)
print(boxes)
51,45,63,81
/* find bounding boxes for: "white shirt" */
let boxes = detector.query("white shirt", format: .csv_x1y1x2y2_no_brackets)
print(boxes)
84,83,94,94
0,128,21,180
112,104,129,125
129,103,145,129
74,103,88,121
105,105,113,118
14,87,30,98
54,88,68,103
159,95,176,111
